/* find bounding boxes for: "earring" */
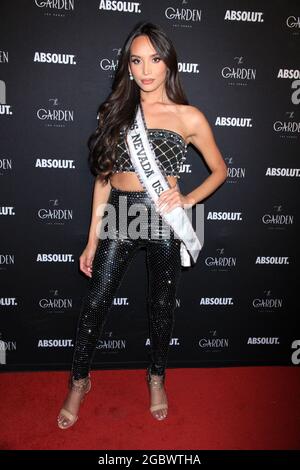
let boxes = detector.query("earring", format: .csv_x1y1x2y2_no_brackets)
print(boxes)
129,71,134,80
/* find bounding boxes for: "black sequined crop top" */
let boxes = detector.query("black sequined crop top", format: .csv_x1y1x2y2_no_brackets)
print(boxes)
112,128,188,179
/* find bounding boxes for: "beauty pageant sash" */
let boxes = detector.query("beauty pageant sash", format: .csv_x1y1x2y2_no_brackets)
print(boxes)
125,104,202,267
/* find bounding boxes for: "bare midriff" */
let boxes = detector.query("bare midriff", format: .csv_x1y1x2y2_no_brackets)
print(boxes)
109,171,178,191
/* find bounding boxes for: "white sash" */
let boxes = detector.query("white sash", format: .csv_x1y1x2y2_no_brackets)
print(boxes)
125,104,202,267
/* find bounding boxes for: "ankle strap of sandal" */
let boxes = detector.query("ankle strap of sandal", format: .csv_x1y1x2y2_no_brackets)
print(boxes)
69,374,90,393
146,370,165,388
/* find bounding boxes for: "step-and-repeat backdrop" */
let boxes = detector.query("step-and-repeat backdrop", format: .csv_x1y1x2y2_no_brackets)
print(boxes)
1,0,299,372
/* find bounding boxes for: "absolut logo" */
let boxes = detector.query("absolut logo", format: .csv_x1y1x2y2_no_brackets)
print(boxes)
99,0,141,13
286,16,300,29
0,50,8,63
0,80,13,116
221,56,256,81
0,79,12,115
36,254,75,262
0,104,12,116
0,254,15,266
35,0,74,10
226,157,246,179
252,291,283,309
262,206,294,226
247,337,280,345
38,339,73,347
146,338,179,346
265,168,300,177
165,6,202,22
255,256,289,265
35,158,76,169
215,116,252,127
199,298,234,306
34,52,76,64
0,297,18,306
178,62,199,74
113,298,129,306
0,206,15,216
207,211,242,221
224,10,264,22
277,68,300,79
205,249,237,268
0,158,12,173
179,162,192,174
37,199,73,221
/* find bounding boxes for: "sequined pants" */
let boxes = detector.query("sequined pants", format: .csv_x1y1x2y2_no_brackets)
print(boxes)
71,184,182,380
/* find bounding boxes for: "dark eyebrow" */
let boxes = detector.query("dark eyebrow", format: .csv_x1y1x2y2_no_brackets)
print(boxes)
130,53,159,58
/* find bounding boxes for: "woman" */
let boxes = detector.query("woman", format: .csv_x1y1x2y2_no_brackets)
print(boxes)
57,21,227,428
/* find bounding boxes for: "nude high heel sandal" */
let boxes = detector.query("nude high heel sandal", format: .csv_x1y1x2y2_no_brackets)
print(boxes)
146,367,168,420
57,374,91,430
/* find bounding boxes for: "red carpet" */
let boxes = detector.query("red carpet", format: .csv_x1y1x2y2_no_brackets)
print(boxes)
0,366,299,450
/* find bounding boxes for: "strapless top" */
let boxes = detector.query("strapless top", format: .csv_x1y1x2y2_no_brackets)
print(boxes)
112,128,188,178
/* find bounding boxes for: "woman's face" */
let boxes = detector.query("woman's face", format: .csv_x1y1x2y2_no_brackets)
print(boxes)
128,35,168,92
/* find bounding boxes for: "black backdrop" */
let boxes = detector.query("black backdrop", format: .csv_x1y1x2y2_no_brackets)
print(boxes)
0,0,299,372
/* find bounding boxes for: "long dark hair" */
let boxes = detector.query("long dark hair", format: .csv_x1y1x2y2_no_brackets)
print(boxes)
87,21,189,185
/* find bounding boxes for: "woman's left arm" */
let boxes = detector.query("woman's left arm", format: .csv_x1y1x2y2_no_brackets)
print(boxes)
184,106,228,205
157,106,228,213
